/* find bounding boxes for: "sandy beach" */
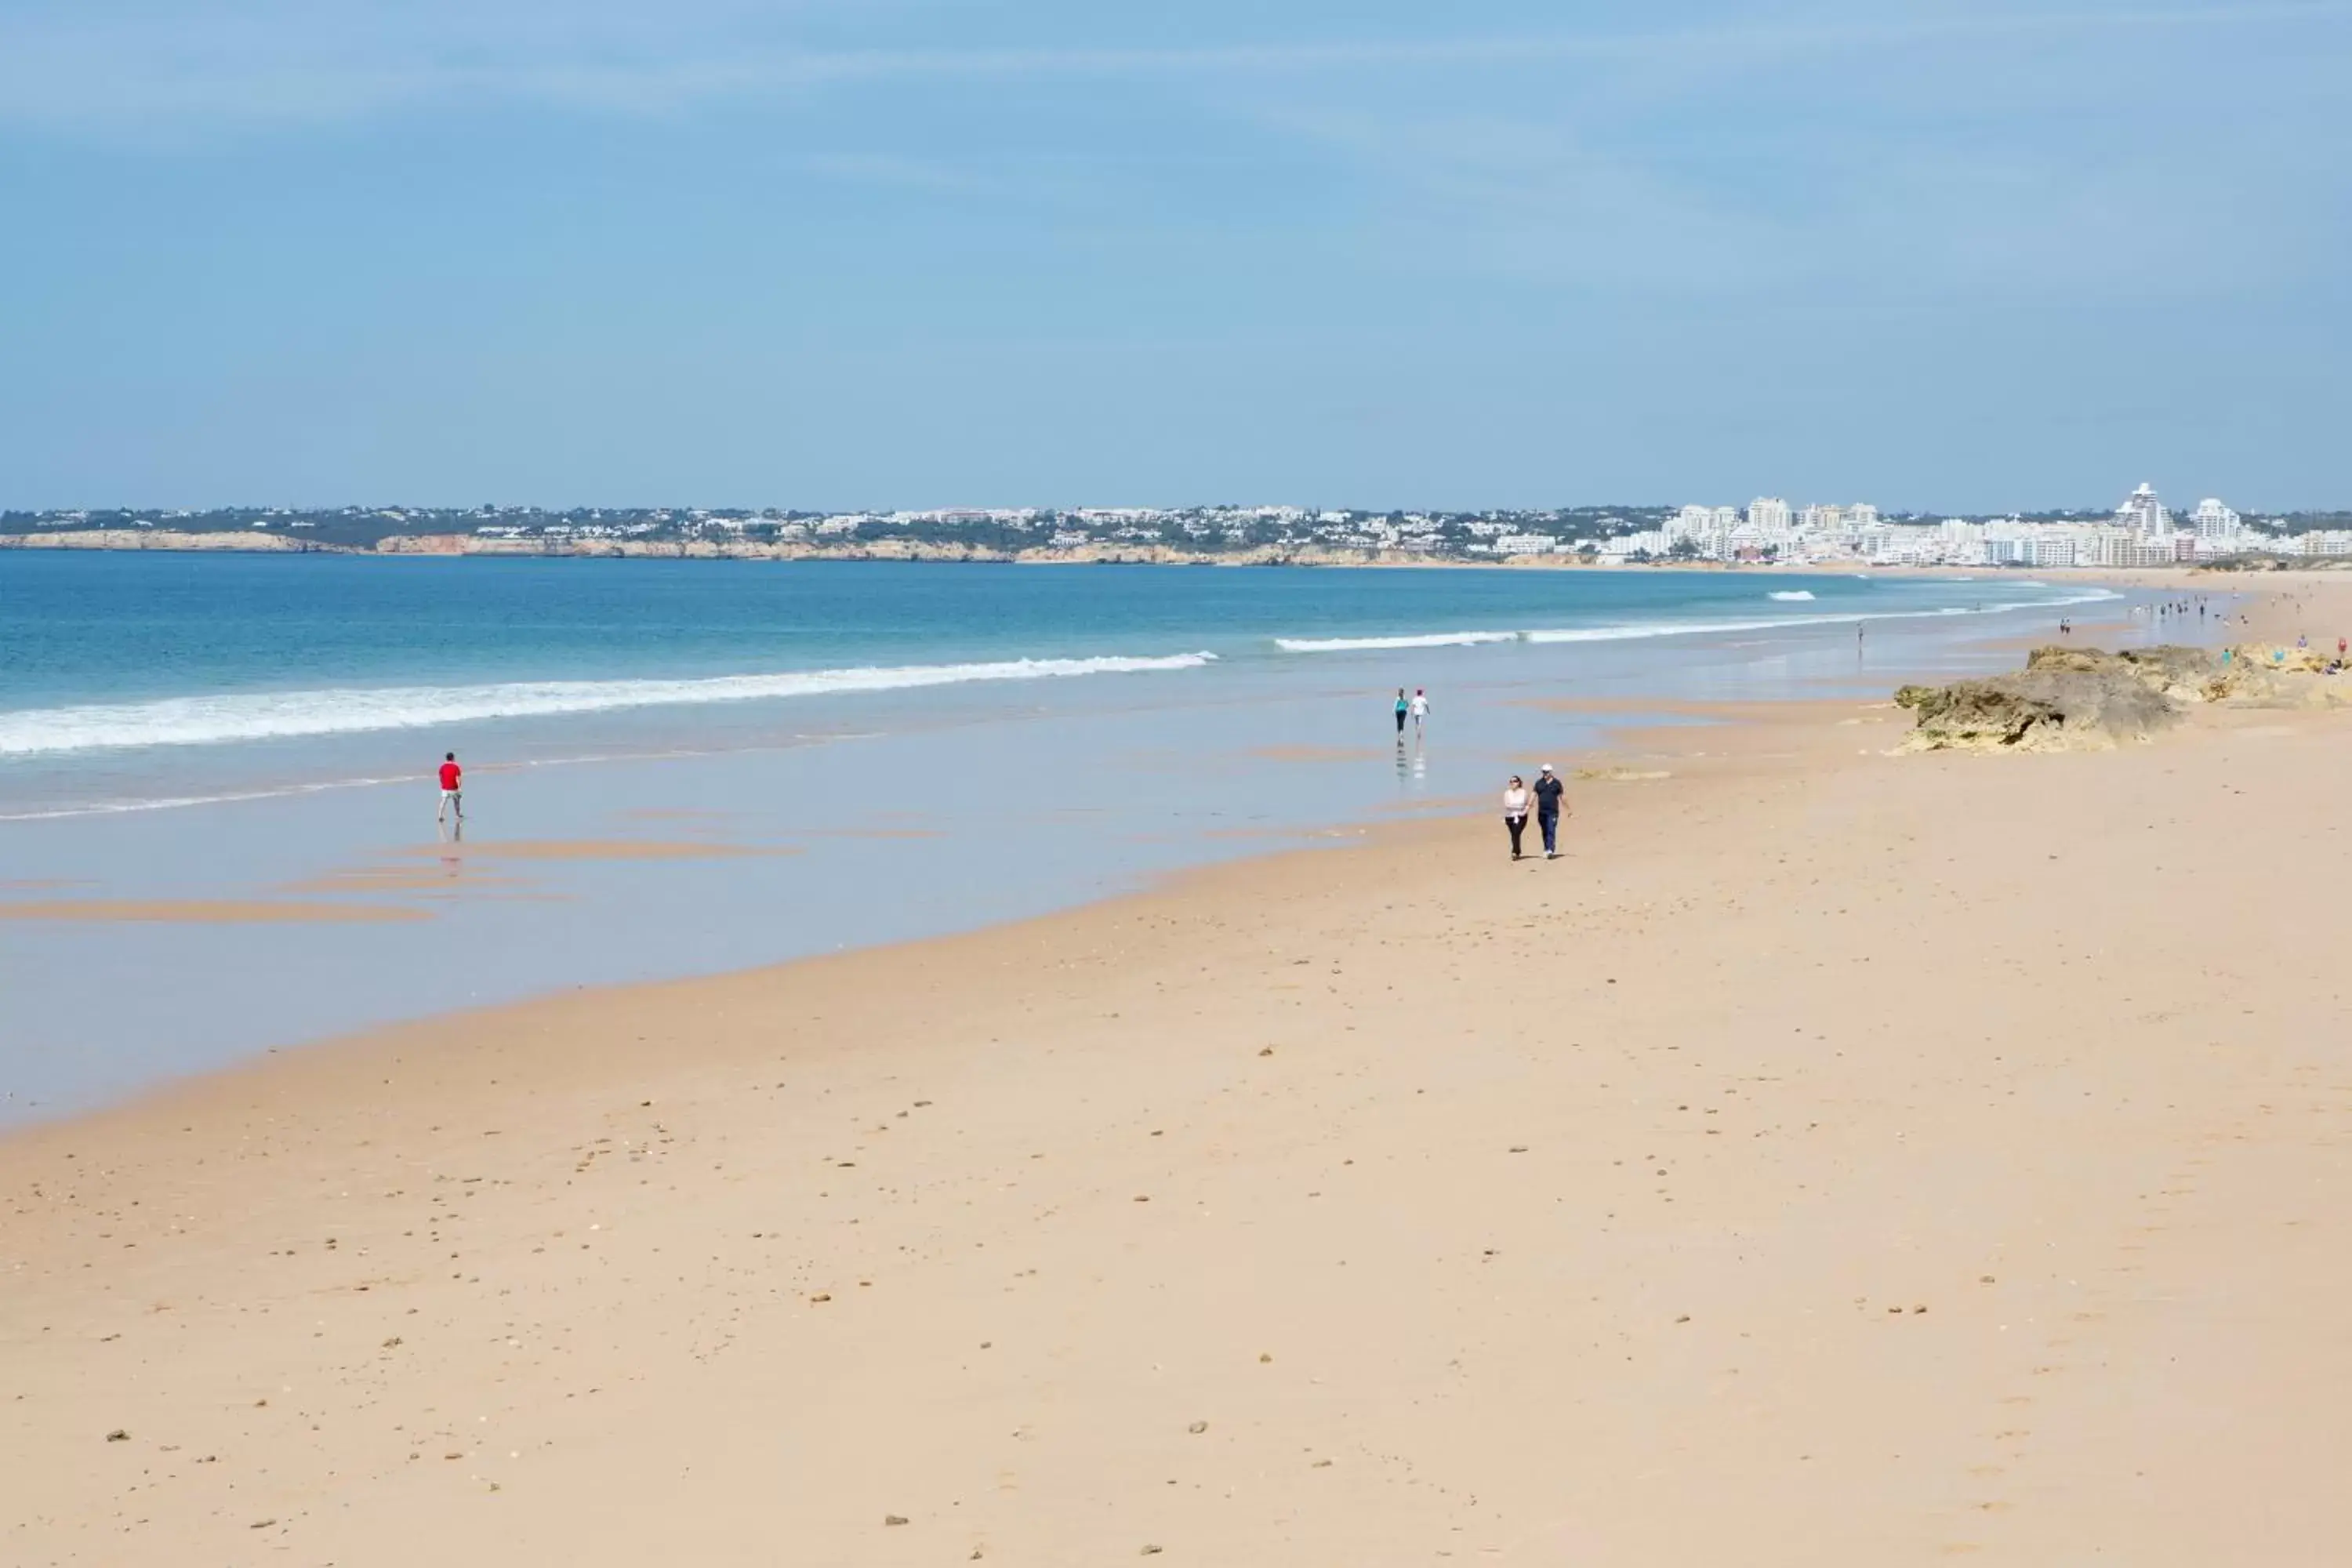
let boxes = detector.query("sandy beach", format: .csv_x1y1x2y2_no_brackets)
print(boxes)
6,580,2352,1564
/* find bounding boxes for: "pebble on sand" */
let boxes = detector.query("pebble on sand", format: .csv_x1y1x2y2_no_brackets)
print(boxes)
105,1429,129,1442
884,1514,909,1526
1188,1421,1208,1434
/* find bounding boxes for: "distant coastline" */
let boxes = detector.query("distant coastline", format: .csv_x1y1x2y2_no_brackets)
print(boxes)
0,528,1661,568
0,528,2284,575
11,490,2351,570
0,528,1477,566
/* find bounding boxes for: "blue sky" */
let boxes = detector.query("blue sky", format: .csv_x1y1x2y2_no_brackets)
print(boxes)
2,1,2347,512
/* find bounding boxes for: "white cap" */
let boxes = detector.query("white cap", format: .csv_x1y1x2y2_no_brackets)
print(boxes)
1539,763,1554,773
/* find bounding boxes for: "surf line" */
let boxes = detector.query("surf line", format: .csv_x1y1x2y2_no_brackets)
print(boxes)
1271,590,2121,654
0,652,1221,759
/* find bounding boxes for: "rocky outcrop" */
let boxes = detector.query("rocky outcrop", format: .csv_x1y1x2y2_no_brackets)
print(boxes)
2201,644,2352,709
1895,663,2182,752
2024,644,2224,702
1898,642,2352,751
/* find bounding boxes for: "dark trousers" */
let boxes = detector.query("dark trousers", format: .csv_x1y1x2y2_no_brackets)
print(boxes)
1505,815,1526,857
1395,710,1407,734
1539,812,1559,854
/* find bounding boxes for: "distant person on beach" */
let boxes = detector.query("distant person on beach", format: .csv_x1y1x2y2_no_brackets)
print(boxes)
1532,764,1569,859
437,752,463,826
1410,688,1431,736
1394,689,1409,736
1501,775,1530,860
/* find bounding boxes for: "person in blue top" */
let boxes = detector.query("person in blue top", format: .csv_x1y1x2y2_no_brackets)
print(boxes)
1394,689,1409,735
1532,764,1570,858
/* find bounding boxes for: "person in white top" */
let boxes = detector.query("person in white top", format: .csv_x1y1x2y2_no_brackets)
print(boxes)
1408,688,1431,735
1501,775,1530,860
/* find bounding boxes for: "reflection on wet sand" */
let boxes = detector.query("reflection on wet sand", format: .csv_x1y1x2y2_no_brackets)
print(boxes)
0,899,432,924
389,839,797,862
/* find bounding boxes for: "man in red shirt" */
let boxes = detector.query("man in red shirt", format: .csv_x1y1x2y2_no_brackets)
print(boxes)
437,752,463,826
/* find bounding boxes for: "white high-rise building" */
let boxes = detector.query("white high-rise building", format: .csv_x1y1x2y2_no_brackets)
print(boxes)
2114,482,2171,539
2192,498,2241,539
1668,505,1715,543
1847,503,1880,529
1747,497,1792,534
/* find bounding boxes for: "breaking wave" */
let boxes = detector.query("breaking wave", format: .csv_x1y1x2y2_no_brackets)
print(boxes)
0,652,1220,759
1275,590,2121,655
1271,631,1521,653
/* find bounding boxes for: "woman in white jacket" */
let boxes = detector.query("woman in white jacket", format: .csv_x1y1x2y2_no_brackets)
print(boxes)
1501,775,1530,861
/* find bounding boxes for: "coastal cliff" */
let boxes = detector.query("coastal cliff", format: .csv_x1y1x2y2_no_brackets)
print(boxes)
8,528,1577,568
0,529,322,553
370,534,1461,566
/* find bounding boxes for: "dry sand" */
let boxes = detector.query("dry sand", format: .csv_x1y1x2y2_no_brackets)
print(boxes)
6,588,2352,1564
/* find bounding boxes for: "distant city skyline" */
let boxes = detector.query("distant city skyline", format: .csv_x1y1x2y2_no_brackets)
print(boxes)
3,2,2348,511
17,479,2351,568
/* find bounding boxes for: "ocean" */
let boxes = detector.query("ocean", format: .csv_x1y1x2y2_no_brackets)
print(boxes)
0,554,2122,1120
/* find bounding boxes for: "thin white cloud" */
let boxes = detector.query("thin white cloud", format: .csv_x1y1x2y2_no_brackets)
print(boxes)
2,2,2346,132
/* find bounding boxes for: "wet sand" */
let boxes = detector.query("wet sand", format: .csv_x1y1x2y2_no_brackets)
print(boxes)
386,838,798,862
0,899,434,924
5,586,2352,1563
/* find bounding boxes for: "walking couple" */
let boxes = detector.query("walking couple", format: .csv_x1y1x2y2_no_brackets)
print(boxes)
1393,688,1429,737
1501,764,1568,861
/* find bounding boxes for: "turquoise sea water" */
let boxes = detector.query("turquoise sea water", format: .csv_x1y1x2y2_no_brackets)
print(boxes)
0,554,2114,808
0,555,2125,1121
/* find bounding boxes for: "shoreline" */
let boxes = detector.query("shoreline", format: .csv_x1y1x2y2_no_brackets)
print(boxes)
0,580,2308,1127
9,588,2352,1563
3,572,2139,1126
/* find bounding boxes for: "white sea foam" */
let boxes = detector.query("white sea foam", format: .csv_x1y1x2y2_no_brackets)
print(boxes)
1275,590,2122,655
1271,631,1522,653
0,652,1219,760
1769,590,1817,601
1522,616,1834,643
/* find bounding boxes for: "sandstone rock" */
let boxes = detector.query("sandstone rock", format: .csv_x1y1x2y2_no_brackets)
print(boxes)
1896,656,2183,751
